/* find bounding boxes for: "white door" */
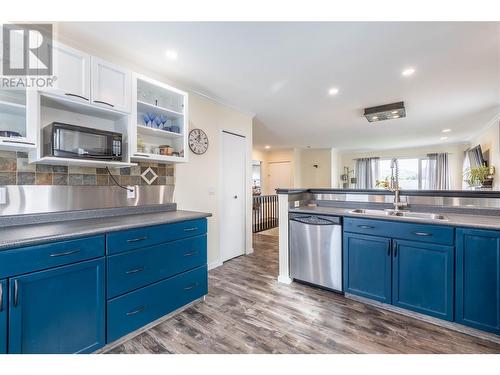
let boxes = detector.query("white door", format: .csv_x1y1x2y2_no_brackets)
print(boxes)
268,161,292,194
91,57,131,113
221,131,246,262
50,43,90,102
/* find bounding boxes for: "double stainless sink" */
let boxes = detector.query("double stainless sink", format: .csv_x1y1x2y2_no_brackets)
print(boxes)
348,208,448,221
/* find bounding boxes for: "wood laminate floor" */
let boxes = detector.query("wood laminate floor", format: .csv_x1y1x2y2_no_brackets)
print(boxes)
106,233,500,354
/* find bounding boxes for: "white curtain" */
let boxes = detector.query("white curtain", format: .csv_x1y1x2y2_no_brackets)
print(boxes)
355,157,379,189
425,153,450,190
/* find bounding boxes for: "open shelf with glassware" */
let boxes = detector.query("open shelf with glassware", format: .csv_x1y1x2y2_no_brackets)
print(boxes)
0,89,37,150
130,74,188,163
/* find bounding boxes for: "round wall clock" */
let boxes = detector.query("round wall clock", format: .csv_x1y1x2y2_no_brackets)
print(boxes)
188,128,209,155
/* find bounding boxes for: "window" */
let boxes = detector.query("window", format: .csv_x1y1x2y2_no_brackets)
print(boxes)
378,158,421,190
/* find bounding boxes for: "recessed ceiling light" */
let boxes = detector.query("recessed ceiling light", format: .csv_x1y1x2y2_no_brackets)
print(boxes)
442,129,452,133
372,116,379,120
440,136,448,141
165,49,178,60
402,67,415,77
392,115,400,119
265,145,270,149
391,110,399,114
328,87,339,96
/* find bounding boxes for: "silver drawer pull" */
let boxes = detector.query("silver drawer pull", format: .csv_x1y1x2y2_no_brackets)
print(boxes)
13,280,19,307
414,232,433,237
358,225,374,229
49,249,80,257
184,282,199,291
184,251,199,257
125,267,145,274
126,305,146,316
127,236,147,243
0,283,3,312
183,227,198,232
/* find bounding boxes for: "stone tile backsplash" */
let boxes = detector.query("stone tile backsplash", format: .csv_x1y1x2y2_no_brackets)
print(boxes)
0,151,175,186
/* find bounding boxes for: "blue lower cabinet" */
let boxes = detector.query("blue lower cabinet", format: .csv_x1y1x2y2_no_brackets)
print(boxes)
343,233,392,303
392,240,454,321
107,265,208,343
0,279,7,354
456,228,500,335
8,258,105,354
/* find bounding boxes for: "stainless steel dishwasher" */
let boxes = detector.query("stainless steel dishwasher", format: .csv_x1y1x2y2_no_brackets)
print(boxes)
289,213,343,292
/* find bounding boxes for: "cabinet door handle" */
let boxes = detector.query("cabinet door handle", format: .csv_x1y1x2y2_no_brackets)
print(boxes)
126,305,146,316
0,283,3,312
183,227,199,232
65,93,89,101
125,267,145,274
184,251,199,257
127,236,147,243
94,100,114,108
184,282,199,291
358,225,374,229
1,140,35,146
388,246,391,256
414,232,433,237
394,246,398,257
13,280,19,307
49,248,80,257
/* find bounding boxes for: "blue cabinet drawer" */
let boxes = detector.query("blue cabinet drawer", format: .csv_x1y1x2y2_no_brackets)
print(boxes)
344,218,454,245
0,235,105,278
107,265,207,343
107,235,207,299
106,219,207,255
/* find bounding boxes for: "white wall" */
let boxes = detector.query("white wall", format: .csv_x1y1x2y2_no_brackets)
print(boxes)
339,143,469,190
253,148,295,195
175,95,254,267
295,148,332,188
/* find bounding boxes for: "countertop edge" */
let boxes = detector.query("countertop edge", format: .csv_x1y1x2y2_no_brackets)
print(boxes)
0,210,212,251
289,207,500,231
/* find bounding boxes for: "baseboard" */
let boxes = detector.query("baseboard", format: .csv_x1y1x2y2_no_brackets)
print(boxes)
277,275,293,284
246,247,254,255
208,260,223,270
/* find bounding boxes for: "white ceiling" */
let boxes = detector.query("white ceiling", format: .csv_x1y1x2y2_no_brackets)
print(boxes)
57,22,500,151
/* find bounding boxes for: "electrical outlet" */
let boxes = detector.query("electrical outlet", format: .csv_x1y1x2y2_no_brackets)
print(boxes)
0,187,6,204
294,201,300,207
127,186,136,199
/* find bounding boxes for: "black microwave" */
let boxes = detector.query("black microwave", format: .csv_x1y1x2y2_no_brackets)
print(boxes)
43,122,123,161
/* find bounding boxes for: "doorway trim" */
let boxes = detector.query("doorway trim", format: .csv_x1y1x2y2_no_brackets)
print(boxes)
218,129,250,267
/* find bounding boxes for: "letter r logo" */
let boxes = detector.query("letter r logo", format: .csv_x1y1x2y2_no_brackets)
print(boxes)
2,24,53,76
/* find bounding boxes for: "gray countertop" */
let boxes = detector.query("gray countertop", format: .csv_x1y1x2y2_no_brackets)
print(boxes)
0,210,212,251
289,206,500,230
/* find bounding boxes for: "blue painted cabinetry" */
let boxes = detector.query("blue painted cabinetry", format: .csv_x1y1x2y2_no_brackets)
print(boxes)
343,218,455,322
343,233,391,303
0,279,6,354
8,258,105,354
0,217,208,353
456,228,500,335
392,240,454,321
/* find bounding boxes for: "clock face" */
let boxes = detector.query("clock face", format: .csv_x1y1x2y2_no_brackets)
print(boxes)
188,128,209,155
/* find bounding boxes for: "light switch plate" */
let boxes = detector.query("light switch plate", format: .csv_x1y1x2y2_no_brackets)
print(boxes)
127,186,136,199
0,187,6,204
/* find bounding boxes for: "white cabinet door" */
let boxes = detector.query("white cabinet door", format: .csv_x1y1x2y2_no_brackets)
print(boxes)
91,57,131,113
51,43,90,103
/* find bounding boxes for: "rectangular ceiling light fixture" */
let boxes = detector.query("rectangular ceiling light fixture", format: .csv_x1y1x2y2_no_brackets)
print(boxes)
364,101,406,122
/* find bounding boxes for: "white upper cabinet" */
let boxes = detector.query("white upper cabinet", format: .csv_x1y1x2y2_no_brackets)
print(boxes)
50,43,91,103
91,57,131,113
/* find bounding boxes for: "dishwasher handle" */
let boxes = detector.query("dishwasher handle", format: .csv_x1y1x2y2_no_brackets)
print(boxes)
290,215,340,225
